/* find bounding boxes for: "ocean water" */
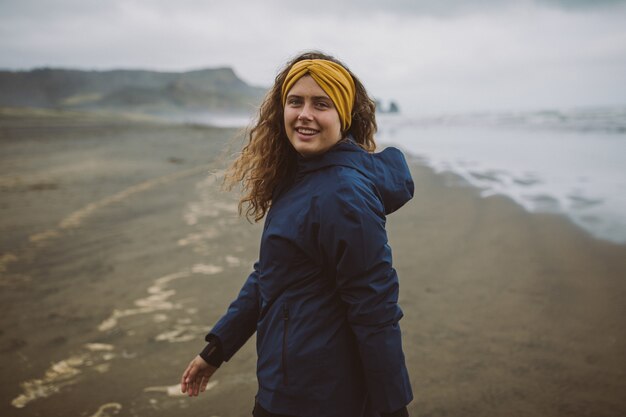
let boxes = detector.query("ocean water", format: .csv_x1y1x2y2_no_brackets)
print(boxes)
376,107,626,244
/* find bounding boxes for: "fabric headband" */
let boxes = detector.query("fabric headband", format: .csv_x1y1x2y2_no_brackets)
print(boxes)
281,59,356,131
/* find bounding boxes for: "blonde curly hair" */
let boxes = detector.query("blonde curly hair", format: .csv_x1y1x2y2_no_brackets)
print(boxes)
224,51,378,222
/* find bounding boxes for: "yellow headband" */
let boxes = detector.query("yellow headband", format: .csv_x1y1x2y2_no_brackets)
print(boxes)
281,59,356,131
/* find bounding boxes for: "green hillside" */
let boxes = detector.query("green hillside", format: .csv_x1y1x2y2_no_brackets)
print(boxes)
0,67,267,116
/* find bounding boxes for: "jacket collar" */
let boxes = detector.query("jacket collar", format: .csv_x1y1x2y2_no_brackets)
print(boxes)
296,137,414,215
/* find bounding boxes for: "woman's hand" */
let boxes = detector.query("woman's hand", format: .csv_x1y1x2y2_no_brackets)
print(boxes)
180,355,218,397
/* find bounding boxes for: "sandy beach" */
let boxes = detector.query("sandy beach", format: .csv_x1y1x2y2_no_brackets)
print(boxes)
1,109,625,417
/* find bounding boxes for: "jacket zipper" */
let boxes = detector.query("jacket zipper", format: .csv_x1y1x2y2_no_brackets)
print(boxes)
282,303,289,385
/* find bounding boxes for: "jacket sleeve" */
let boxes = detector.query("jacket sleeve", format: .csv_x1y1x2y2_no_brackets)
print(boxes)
319,179,413,413
208,261,260,361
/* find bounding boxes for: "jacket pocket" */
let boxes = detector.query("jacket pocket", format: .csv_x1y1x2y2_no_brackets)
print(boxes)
281,303,290,385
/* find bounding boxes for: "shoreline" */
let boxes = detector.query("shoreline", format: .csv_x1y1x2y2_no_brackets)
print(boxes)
392,160,626,416
1,111,625,416
382,138,626,247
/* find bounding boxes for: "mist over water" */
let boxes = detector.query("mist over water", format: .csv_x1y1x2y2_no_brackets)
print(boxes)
163,112,255,128
377,107,626,244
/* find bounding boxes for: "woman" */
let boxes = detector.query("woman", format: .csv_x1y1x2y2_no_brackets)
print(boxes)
181,51,414,417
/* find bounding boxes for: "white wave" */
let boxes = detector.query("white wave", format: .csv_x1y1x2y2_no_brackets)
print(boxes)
379,105,626,134
88,403,122,417
98,265,222,332
379,117,626,244
12,344,117,408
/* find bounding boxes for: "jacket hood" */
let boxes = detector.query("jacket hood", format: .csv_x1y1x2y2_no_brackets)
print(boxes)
297,138,414,214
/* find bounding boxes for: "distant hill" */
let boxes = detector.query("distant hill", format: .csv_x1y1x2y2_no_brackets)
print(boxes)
0,67,267,116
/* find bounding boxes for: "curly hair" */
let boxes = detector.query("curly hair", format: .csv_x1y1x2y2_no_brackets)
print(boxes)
224,51,378,222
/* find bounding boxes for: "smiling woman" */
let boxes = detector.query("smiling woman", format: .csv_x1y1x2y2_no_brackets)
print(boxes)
180,51,414,417
220,51,378,223
281,57,356,158
284,75,343,157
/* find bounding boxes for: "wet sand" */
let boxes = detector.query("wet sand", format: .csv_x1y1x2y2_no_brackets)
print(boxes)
1,109,625,417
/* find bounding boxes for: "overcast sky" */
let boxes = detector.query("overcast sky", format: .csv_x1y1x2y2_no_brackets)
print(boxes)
1,0,625,114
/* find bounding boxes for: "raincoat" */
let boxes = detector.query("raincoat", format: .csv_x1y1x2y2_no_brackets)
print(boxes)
210,138,414,416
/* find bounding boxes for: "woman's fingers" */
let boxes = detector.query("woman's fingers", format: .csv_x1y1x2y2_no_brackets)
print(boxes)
181,356,215,396
193,373,206,396
181,368,189,393
180,360,197,393
200,375,210,392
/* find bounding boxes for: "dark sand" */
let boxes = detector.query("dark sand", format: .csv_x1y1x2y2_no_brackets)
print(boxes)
1,109,625,417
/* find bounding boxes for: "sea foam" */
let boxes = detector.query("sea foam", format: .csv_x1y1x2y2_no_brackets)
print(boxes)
378,107,626,244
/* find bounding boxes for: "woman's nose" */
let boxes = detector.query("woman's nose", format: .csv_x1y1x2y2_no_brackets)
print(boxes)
298,103,313,121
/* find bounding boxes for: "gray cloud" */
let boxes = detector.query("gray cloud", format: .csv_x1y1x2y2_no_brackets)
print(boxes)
2,0,625,21
540,0,626,10
1,0,625,113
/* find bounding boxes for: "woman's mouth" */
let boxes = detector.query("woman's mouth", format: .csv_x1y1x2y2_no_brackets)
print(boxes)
296,127,319,137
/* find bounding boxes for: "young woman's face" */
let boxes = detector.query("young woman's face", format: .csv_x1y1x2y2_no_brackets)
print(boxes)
283,75,342,158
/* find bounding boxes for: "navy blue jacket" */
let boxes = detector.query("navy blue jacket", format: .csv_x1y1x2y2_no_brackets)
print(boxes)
210,139,414,416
